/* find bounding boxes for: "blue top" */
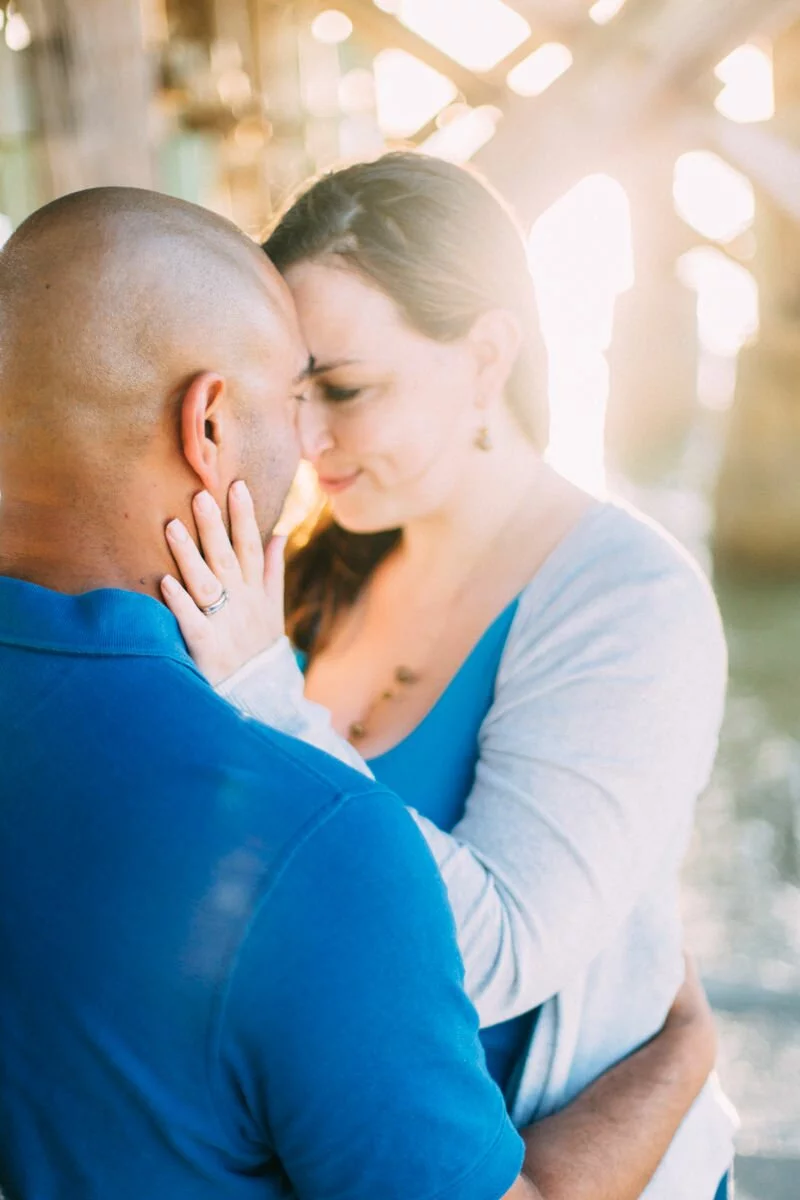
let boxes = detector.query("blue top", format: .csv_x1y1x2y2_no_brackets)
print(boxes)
367,599,536,1092
281,501,737,1196
0,577,522,1200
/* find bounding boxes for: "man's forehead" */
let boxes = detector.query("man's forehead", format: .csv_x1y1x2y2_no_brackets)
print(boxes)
245,282,306,365
255,252,296,310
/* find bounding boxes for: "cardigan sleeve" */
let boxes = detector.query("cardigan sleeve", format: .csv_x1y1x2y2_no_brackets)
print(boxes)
217,636,372,779
413,543,727,1022
217,519,727,1027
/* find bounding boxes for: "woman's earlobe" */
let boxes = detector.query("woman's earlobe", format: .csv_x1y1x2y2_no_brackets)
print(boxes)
469,308,523,408
474,424,493,452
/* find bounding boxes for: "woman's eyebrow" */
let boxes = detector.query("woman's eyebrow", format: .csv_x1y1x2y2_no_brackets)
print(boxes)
294,356,314,384
307,357,360,375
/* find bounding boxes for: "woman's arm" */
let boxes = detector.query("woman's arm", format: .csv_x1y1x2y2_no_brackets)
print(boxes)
413,539,727,1023
163,488,727,1028
216,635,372,778
213,536,728,1026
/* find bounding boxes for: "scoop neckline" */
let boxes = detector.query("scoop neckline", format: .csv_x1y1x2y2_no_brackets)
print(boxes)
366,594,521,768
366,499,615,765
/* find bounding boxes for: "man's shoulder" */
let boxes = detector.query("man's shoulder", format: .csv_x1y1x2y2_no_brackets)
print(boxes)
177,658,373,785
106,652,390,854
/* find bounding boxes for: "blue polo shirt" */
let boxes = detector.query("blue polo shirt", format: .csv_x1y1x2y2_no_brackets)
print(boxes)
0,577,523,1200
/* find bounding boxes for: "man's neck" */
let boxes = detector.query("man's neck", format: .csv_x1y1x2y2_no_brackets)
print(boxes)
0,495,186,600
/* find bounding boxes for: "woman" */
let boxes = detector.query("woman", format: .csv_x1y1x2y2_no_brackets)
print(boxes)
162,153,736,1198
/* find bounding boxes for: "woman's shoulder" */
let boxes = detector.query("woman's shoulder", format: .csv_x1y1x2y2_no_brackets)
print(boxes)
521,496,717,607
508,496,726,668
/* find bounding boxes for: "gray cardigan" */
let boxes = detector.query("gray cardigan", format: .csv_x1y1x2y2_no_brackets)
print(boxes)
219,501,738,1198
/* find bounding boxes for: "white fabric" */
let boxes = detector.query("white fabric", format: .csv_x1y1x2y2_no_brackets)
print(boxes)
218,500,738,1198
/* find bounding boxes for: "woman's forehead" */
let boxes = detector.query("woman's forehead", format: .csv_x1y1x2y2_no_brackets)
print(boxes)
284,261,412,360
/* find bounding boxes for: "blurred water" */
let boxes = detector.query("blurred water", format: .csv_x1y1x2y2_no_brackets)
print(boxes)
618,417,800,1198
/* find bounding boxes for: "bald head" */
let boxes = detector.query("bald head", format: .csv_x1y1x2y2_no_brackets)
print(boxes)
0,188,307,595
0,188,306,592
0,187,296,445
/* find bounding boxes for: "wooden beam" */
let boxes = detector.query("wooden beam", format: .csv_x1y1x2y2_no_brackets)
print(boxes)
25,0,153,196
306,0,503,107
702,113,800,224
505,0,593,28
476,0,800,223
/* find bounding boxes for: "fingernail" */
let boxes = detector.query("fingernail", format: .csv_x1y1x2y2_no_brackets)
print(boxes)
161,574,179,595
167,519,188,543
195,491,215,514
231,480,248,501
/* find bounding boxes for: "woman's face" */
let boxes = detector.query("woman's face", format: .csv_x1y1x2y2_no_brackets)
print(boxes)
284,260,486,533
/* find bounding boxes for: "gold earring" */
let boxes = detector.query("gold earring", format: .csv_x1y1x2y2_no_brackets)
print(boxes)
474,425,493,452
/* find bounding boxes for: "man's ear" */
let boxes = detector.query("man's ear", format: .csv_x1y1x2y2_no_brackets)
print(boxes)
180,372,228,493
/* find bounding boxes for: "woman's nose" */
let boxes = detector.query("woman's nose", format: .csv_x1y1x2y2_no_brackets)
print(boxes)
296,396,334,461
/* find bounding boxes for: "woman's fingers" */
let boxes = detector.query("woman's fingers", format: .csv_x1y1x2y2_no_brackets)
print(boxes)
161,484,287,686
192,491,242,585
229,481,266,587
263,533,287,598
165,516,228,612
160,573,212,646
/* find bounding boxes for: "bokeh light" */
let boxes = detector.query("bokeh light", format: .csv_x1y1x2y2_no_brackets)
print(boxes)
530,175,634,493
419,105,501,162
677,248,759,359
715,44,774,124
385,0,531,74
5,11,31,51
589,0,628,25
507,44,573,98
311,10,354,46
338,68,377,114
373,49,457,137
673,151,755,243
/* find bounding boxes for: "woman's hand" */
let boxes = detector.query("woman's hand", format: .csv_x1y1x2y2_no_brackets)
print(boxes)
161,481,286,686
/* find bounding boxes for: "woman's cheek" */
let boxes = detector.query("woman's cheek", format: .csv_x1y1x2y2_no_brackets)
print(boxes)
339,405,404,461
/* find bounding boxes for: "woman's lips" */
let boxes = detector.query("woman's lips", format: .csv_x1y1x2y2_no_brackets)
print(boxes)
317,470,362,495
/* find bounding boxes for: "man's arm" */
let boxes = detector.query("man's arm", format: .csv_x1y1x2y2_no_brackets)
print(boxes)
504,961,716,1200
217,784,525,1200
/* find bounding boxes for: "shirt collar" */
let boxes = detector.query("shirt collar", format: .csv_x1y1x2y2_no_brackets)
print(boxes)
0,575,198,671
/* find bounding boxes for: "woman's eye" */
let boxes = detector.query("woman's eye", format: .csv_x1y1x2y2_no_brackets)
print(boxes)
323,384,362,404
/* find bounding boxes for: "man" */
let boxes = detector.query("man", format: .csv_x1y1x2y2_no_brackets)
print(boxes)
0,189,710,1200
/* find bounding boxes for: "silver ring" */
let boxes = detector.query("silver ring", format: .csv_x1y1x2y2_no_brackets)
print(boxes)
201,588,229,617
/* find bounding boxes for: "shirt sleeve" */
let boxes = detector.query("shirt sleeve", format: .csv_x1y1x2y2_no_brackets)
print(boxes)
214,787,523,1200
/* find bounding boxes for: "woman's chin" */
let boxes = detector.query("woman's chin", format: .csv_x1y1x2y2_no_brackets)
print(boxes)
330,499,401,536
